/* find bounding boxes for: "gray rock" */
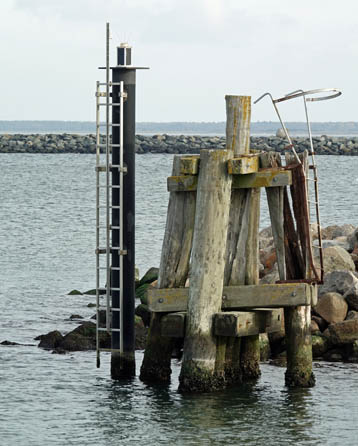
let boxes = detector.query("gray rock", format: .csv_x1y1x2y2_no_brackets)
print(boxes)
343,282,358,311
312,335,329,357
346,310,358,321
319,246,355,273
328,319,358,344
319,271,358,296
348,228,358,252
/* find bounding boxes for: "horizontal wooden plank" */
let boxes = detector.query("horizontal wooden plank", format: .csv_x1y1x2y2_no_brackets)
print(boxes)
167,169,291,192
161,312,186,337
227,155,259,175
179,155,200,175
147,283,314,312
159,309,282,338
214,309,282,337
167,175,198,192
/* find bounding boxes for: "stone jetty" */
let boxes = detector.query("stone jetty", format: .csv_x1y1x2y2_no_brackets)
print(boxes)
1,133,358,155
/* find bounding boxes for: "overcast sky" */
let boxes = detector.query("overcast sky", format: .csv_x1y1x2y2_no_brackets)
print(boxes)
0,0,357,122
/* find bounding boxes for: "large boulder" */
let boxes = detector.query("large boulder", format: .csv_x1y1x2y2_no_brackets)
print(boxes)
343,282,358,311
314,292,348,324
319,270,358,296
136,267,159,288
321,224,355,240
347,228,358,252
36,330,64,349
320,246,355,273
328,319,358,344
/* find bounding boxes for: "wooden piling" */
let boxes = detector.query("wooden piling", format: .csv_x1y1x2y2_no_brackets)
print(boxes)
284,152,315,388
179,149,232,392
223,95,261,382
140,156,196,383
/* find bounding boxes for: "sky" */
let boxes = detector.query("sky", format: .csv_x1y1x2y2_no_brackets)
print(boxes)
0,0,357,122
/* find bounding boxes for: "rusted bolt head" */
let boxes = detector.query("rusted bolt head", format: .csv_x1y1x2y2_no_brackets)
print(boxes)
273,177,278,183
291,292,297,297
222,295,227,300
158,298,164,303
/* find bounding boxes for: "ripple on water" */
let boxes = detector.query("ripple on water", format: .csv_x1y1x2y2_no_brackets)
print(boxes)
0,154,358,445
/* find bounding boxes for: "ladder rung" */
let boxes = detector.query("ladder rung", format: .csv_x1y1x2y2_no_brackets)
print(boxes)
98,82,122,86
97,205,121,209
95,165,127,173
96,123,121,127
98,144,121,147
97,305,121,311
97,327,121,332
98,348,123,353
110,248,127,255
97,185,121,189
110,267,120,271
96,249,107,254
110,287,121,291
98,103,121,106
97,287,107,291
111,226,120,229
308,200,318,204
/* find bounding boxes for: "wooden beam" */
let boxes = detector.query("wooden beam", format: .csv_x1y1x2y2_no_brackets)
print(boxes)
160,309,282,338
179,155,200,175
214,309,282,337
161,312,186,337
227,155,259,175
167,169,292,192
147,283,316,312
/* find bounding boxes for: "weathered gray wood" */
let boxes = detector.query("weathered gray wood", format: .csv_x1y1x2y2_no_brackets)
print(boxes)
225,95,251,155
240,185,261,380
223,95,252,384
161,312,186,338
214,309,282,337
260,152,286,281
179,149,232,393
284,151,315,388
167,169,292,192
140,156,196,383
160,310,282,338
147,283,315,312
179,155,200,175
227,155,259,174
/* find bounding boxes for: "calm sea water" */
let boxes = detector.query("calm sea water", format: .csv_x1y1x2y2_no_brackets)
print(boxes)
1,153,358,445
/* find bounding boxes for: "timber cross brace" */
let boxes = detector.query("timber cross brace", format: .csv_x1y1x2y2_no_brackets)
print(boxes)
140,96,318,392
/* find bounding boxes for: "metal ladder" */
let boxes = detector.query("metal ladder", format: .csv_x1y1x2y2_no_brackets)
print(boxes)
95,23,126,368
254,88,342,283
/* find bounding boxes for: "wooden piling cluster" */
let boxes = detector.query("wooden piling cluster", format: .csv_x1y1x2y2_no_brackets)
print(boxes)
140,96,317,392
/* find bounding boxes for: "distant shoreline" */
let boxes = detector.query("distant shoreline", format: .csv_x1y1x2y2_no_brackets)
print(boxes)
1,134,358,155
1,120,358,135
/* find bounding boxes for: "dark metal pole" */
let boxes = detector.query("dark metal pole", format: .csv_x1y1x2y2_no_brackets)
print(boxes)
110,45,137,379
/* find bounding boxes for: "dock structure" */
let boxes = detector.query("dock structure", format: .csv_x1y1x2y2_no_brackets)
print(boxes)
140,95,318,392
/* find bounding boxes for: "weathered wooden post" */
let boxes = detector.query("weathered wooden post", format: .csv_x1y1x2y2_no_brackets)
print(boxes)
140,156,196,382
284,152,315,387
179,149,232,392
224,96,261,382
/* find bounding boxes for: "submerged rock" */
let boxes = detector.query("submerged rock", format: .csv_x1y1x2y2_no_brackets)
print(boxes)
36,330,64,350
67,289,83,295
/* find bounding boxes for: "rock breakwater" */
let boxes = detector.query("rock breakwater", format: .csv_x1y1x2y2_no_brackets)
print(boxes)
1,133,358,155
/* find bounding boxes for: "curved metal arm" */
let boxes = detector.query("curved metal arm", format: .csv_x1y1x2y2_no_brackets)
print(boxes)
275,88,342,103
254,92,274,104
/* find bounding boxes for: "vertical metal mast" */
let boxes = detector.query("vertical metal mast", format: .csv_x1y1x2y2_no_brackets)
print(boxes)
95,24,148,377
